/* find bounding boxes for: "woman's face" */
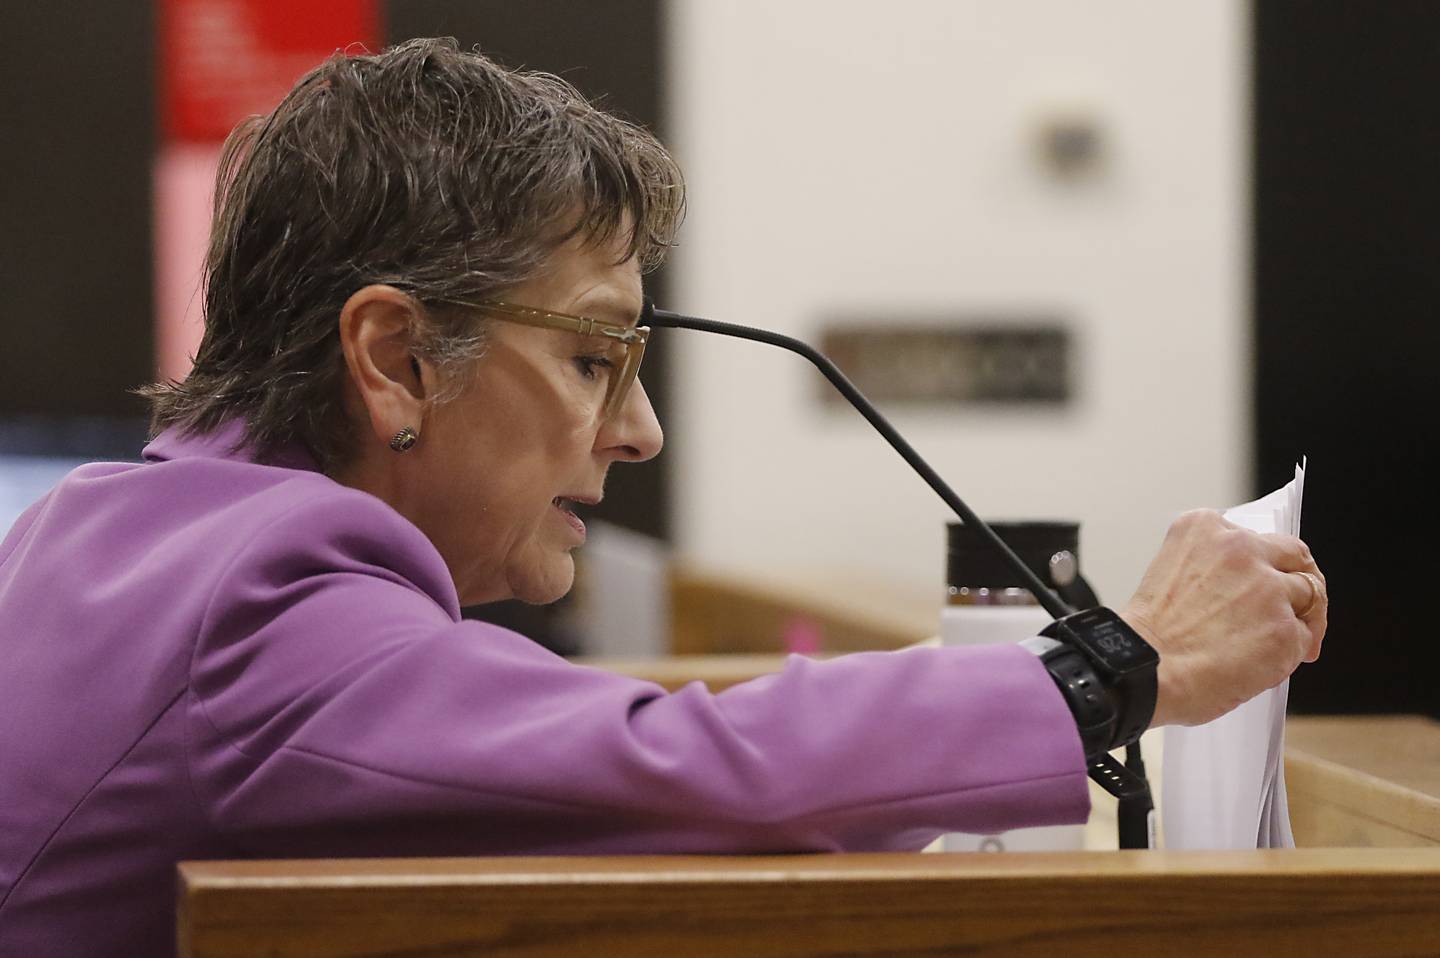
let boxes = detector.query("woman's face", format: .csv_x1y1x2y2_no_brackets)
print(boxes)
409,236,663,606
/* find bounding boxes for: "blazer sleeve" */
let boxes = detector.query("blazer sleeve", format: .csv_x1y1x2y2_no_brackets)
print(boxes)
187,492,1090,857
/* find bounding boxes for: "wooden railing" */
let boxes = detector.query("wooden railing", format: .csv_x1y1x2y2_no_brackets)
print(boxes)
1286,714,1440,847
178,848,1440,957
669,564,935,655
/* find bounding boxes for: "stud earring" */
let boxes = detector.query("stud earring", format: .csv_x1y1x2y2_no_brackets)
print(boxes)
388,426,419,452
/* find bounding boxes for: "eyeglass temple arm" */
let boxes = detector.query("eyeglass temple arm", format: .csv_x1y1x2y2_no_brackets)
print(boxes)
645,300,1074,619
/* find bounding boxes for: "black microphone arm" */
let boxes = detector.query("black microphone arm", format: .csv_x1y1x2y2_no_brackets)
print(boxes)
645,299,1157,850
644,300,1076,619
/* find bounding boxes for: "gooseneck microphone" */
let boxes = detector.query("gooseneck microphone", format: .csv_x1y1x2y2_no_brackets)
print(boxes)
644,298,1155,849
643,301,1074,618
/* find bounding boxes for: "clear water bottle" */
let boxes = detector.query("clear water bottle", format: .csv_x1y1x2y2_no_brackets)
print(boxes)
940,520,1087,852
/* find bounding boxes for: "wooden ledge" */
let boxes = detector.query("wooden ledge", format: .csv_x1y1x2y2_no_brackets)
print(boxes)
574,652,800,693
180,849,1440,957
1286,715,1440,846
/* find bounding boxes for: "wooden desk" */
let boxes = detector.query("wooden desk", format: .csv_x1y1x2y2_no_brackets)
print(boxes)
670,565,935,654
575,652,809,693
1286,715,1440,847
178,849,1440,957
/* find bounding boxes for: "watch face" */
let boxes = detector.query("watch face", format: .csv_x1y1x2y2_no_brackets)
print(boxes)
1063,608,1159,675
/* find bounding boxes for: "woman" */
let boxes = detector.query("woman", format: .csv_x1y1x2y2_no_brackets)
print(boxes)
0,39,1326,955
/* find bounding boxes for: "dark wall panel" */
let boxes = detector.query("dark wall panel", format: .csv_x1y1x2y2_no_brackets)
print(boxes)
0,0,155,422
1255,2,1440,716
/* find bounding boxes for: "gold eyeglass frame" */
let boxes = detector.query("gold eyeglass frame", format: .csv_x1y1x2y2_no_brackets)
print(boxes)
434,299,650,423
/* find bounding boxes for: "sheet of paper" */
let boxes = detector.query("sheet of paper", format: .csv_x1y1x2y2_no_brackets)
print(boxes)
1162,460,1305,849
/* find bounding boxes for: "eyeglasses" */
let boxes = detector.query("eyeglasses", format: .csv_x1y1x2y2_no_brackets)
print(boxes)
434,299,649,424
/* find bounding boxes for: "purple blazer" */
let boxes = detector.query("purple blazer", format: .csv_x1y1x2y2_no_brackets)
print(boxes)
0,421,1088,956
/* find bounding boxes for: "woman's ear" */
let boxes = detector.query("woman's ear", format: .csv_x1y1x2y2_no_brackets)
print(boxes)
338,285,435,444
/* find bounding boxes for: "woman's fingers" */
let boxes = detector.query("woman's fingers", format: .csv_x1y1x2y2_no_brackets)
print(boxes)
1262,537,1329,661
1296,570,1328,661
1127,512,1331,727
1275,567,1326,663
1257,532,1317,573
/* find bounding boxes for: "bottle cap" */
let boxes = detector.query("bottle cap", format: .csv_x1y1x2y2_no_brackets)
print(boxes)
947,520,1080,591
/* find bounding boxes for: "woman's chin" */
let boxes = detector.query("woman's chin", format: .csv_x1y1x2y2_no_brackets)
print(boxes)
504,555,576,607
454,548,577,607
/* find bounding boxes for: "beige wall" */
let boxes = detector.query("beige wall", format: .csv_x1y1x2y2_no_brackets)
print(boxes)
663,0,1250,605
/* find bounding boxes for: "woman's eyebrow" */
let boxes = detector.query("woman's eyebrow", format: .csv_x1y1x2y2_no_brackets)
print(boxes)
574,293,643,328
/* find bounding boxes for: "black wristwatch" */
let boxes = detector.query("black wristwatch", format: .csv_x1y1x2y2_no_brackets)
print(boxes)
1024,607,1159,761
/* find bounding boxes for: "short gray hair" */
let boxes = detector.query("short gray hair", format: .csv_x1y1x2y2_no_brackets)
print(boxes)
140,37,685,472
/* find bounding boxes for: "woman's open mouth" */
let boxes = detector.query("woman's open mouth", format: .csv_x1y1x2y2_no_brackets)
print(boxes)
552,497,587,540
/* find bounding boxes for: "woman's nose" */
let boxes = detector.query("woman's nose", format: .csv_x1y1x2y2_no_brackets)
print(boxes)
598,379,663,462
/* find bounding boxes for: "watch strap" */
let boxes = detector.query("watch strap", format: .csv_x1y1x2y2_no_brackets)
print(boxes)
1039,607,1158,754
1033,645,1116,761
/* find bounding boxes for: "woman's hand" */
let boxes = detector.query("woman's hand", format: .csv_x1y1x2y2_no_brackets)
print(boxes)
1120,509,1327,728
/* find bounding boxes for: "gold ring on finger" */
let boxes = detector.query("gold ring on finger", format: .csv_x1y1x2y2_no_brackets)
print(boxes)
1297,571,1324,619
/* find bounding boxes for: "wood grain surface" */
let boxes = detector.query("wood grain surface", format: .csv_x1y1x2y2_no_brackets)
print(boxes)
574,652,799,692
1286,715,1440,847
178,849,1440,957
669,565,936,655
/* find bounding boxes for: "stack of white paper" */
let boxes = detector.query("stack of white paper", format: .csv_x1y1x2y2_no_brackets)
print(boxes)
1161,460,1306,849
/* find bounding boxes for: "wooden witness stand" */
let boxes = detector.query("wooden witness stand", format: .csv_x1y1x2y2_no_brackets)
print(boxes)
178,570,1440,956
179,849,1440,957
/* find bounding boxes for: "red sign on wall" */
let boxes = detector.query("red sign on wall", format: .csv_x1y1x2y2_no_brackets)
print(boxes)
159,0,380,143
